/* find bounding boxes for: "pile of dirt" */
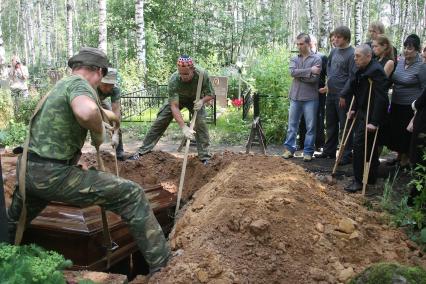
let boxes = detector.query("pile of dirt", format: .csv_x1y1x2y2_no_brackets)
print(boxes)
148,153,426,284
2,150,231,206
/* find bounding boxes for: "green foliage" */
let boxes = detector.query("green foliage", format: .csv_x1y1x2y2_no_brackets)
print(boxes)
0,121,27,147
407,151,426,231
15,95,41,124
209,108,250,145
246,47,292,143
0,88,14,129
349,262,426,284
0,243,72,284
118,60,144,93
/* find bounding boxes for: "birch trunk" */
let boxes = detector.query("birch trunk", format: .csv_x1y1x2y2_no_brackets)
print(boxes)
135,0,146,86
37,0,44,64
27,0,36,66
98,0,107,54
0,0,5,65
354,0,363,46
46,0,52,66
305,0,315,35
320,0,330,49
67,0,73,58
400,0,409,49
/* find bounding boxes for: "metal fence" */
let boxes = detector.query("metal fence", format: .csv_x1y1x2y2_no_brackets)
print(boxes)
120,84,217,124
121,85,168,122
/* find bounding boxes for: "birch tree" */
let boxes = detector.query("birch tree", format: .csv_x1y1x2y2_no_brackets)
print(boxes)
354,0,363,46
135,0,146,84
45,0,52,66
98,0,107,54
0,0,6,66
320,0,330,50
305,0,315,35
66,0,73,58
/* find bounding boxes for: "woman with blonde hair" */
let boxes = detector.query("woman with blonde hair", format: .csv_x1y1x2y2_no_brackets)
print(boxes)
372,35,395,77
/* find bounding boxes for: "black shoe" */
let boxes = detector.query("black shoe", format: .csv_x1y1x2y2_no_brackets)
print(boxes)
116,151,125,161
314,152,334,159
127,153,142,161
338,157,352,166
344,180,362,193
201,159,209,165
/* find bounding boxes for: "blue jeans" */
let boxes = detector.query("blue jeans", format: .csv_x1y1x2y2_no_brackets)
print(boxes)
284,99,319,155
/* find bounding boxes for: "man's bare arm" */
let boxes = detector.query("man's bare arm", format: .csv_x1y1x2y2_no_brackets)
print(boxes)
71,95,103,133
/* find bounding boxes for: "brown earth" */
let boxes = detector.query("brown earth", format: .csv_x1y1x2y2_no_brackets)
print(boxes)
147,153,426,284
2,150,426,284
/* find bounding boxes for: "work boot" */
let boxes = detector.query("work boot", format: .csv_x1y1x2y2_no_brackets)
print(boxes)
282,149,293,159
344,180,362,193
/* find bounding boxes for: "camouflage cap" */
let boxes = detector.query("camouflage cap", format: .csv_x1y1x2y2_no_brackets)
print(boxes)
101,68,117,85
68,47,109,71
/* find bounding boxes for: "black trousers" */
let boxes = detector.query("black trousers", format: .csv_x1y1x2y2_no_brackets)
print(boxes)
298,94,326,150
323,95,353,159
352,115,380,184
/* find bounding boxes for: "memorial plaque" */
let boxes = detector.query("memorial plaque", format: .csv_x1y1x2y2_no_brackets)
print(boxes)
210,76,228,107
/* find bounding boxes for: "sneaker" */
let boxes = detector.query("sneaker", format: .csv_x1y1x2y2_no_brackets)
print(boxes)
282,149,293,159
127,153,142,161
303,154,312,162
344,180,362,193
314,152,334,159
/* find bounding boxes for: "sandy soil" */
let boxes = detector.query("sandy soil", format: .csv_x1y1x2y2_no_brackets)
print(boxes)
2,148,424,284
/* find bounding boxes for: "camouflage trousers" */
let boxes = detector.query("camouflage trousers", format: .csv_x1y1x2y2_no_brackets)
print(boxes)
138,103,211,160
7,158,170,268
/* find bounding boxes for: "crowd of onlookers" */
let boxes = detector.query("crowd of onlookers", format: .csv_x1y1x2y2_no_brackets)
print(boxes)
282,21,426,195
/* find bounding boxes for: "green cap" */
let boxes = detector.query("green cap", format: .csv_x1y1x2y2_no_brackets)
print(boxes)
101,68,117,85
68,47,109,71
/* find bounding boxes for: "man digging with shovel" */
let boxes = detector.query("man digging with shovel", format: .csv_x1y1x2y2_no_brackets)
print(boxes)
343,44,389,193
7,47,170,274
129,55,214,164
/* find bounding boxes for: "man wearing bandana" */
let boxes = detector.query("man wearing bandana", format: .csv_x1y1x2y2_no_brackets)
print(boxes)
130,55,214,163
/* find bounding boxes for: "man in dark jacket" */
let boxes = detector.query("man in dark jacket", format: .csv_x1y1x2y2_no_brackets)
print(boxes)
344,44,389,193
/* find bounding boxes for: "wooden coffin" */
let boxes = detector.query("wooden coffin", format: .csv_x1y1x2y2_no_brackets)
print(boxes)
22,185,176,271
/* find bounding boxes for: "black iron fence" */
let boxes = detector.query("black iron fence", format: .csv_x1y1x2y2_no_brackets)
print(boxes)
120,84,217,124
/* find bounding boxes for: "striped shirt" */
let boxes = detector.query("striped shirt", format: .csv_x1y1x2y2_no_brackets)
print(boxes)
391,54,426,105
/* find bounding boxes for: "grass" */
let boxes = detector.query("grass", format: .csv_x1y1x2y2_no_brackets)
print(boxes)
121,107,250,146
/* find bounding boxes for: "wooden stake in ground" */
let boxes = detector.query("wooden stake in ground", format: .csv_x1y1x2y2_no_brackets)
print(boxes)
175,71,204,217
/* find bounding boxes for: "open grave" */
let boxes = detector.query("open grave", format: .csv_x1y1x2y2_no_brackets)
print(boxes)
2,151,426,283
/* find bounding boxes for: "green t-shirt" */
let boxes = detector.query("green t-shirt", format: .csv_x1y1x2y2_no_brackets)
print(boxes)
29,75,98,160
168,67,214,108
96,86,120,103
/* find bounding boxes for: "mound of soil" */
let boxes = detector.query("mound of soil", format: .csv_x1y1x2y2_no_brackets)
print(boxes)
148,153,426,284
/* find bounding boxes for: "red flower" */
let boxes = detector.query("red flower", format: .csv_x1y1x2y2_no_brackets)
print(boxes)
231,98,243,108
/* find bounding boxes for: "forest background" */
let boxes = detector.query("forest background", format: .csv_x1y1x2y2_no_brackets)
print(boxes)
0,0,425,88
0,0,425,144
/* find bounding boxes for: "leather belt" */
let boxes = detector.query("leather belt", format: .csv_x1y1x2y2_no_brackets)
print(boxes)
27,152,74,165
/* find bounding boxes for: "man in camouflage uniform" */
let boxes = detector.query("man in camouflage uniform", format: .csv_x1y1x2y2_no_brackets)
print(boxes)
97,68,125,160
7,47,170,272
130,55,214,163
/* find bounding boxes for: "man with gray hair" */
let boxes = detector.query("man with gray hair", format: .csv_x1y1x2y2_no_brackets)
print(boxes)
343,44,389,193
